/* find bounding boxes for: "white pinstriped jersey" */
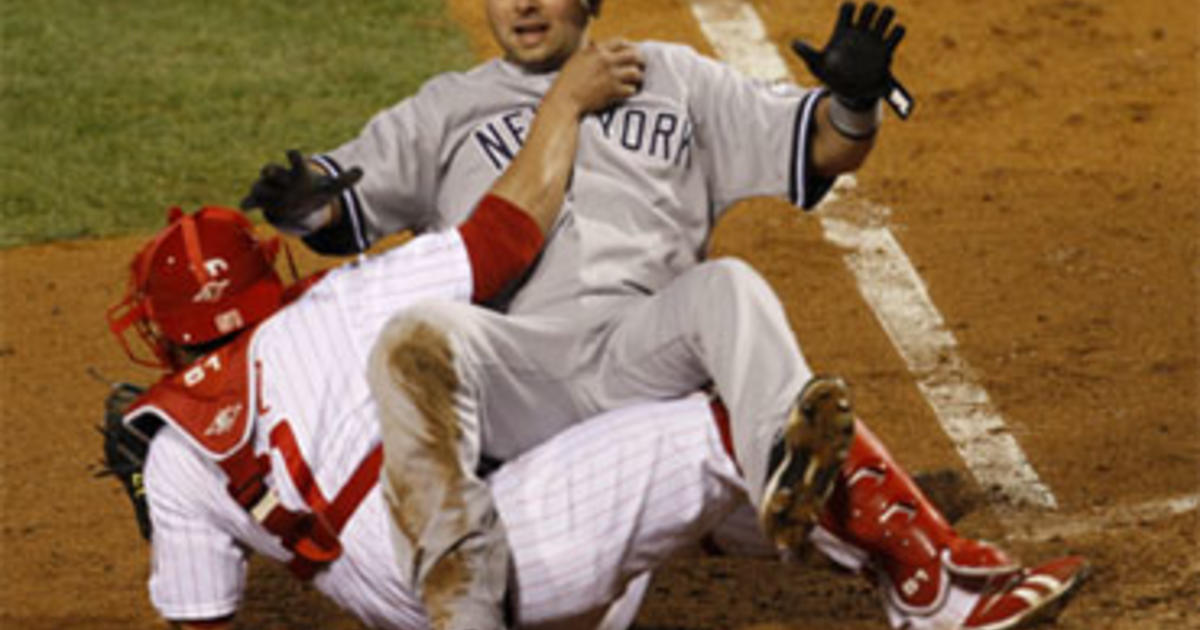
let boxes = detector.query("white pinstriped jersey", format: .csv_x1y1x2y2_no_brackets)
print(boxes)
141,228,750,627
145,390,744,628
321,41,831,315
144,229,471,624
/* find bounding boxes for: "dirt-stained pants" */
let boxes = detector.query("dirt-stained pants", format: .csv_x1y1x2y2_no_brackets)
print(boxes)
367,258,814,630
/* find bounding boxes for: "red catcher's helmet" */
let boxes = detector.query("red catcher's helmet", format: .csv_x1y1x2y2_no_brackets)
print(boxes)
107,206,286,370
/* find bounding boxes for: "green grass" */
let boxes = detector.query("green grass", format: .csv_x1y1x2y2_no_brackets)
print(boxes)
0,0,474,248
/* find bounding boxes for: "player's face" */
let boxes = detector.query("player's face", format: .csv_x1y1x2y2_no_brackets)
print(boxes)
487,0,590,72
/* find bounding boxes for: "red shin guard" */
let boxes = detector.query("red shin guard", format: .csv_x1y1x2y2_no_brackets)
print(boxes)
818,420,1018,614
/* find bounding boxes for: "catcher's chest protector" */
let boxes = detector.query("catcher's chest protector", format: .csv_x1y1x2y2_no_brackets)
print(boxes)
126,334,375,580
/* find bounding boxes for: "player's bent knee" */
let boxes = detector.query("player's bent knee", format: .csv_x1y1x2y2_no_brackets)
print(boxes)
372,307,443,390
374,301,475,362
369,309,467,473
372,305,461,398
703,257,781,308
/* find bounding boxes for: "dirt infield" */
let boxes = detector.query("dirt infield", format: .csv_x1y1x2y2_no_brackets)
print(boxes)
1,0,1196,629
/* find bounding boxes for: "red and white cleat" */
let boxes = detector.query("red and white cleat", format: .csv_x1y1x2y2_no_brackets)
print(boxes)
962,555,1090,630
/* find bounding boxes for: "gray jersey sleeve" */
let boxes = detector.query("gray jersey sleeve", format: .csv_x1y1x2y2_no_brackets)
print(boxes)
660,43,833,213
310,78,455,253
303,63,542,255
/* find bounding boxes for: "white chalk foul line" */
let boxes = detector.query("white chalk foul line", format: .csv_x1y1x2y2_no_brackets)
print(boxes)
820,193,1058,509
688,0,1058,509
1005,494,1200,543
689,0,790,80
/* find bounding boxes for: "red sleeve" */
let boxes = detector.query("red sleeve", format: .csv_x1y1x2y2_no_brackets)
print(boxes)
457,194,545,302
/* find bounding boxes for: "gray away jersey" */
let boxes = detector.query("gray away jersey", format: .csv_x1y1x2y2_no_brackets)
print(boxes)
317,41,832,315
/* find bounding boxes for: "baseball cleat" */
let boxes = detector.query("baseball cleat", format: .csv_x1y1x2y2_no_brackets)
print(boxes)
759,375,856,551
963,555,1091,630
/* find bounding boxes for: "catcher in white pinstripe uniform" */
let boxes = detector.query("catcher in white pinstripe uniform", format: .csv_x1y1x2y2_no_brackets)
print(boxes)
102,206,1089,630
105,42,707,629
235,1,1088,629
102,187,1088,630
102,11,1086,630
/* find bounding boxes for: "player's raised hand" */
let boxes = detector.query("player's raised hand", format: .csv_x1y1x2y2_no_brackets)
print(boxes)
792,2,913,119
551,39,645,115
240,150,363,235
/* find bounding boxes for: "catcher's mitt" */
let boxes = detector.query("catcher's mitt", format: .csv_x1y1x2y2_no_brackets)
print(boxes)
96,382,158,541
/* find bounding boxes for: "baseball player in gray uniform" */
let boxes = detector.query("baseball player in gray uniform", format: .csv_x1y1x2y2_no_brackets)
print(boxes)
241,2,921,628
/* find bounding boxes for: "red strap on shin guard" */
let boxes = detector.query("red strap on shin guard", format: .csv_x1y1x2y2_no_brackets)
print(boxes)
457,194,545,302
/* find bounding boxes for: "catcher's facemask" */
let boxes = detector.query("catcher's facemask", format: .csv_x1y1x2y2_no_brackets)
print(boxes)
108,206,289,370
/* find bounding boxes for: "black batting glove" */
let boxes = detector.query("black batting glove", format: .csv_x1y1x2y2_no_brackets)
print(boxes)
240,149,363,234
792,2,913,118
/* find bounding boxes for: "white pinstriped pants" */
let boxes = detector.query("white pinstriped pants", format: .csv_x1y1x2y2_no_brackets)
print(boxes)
490,394,749,628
